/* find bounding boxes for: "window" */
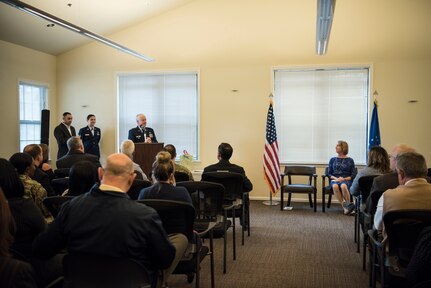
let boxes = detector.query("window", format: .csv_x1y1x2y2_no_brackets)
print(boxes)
19,82,48,151
118,72,199,160
273,67,370,165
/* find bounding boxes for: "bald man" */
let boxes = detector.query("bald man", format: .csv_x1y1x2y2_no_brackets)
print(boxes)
33,153,178,284
128,114,158,143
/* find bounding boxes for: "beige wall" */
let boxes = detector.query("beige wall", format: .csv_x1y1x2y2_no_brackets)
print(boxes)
0,40,57,159
1,0,430,201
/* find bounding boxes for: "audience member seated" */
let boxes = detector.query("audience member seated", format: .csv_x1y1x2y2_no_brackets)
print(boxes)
138,151,191,286
62,161,98,196
56,136,101,169
33,153,180,287
0,187,37,288
23,144,56,197
162,144,194,181
203,142,253,193
9,153,53,222
39,143,55,181
350,146,391,196
366,144,417,214
328,140,357,215
0,159,62,287
120,139,150,181
374,152,431,238
139,151,192,204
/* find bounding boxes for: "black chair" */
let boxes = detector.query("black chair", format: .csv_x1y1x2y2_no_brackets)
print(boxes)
63,253,151,288
42,196,74,218
176,181,226,276
202,171,248,255
175,171,190,182
280,166,317,212
54,168,70,178
127,179,152,200
51,178,69,196
138,199,213,288
368,210,431,288
356,175,379,263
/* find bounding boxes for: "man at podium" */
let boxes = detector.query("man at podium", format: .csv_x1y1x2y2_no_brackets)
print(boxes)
128,114,158,143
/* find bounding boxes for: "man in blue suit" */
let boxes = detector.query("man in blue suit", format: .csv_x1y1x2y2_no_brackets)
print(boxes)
78,114,101,159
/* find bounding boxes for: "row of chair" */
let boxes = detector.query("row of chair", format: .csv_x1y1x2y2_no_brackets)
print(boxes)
42,171,250,288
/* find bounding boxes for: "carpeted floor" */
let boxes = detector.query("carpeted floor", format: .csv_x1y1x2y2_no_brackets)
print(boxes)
168,200,370,288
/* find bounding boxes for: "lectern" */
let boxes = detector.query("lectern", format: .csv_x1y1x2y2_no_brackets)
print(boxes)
134,143,164,178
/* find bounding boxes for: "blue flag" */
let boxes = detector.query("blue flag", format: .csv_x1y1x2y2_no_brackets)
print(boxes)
369,100,381,148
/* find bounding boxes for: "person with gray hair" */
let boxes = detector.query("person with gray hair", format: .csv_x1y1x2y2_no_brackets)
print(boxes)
374,151,431,237
120,140,149,181
56,136,100,169
128,113,158,143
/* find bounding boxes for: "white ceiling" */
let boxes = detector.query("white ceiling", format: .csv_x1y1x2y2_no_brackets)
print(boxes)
0,0,431,62
0,0,194,55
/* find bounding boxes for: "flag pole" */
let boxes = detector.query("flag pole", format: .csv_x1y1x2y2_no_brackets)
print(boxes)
262,93,280,206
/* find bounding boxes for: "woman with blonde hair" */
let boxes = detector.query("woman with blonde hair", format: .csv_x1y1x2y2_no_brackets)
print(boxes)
328,140,357,215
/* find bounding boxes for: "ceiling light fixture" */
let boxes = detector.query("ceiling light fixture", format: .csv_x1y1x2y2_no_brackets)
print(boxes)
316,0,335,55
0,0,154,61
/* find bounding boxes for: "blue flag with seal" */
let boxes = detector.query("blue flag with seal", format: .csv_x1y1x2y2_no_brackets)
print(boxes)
369,100,381,148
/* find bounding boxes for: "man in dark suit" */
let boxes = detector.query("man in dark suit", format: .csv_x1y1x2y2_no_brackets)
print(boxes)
203,142,253,192
78,114,101,159
54,112,76,159
56,136,101,169
128,114,158,143
23,144,56,197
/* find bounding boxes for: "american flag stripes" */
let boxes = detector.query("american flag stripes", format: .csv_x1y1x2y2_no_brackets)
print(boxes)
263,102,281,195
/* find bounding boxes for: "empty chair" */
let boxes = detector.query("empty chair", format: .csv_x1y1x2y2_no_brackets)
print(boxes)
126,179,152,200
63,253,151,288
42,196,74,218
368,209,431,288
138,199,213,288
176,180,226,276
280,166,317,212
202,171,248,252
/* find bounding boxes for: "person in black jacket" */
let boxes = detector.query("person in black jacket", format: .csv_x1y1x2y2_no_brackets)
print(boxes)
203,142,253,193
56,137,101,169
78,114,101,159
53,112,76,159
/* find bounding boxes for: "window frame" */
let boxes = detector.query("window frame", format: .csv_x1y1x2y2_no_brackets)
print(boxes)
116,70,200,161
271,65,372,166
18,80,49,151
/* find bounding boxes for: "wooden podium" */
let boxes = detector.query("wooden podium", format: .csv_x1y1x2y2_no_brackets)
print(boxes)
134,143,164,178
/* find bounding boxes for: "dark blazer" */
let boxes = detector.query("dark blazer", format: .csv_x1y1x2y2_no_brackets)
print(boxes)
128,126,158,143
203,159,253,192
54,123,76,159
56,150,101,169
78,126,101,158
33,168,56,197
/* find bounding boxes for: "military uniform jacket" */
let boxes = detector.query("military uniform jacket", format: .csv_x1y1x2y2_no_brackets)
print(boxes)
128,126,158,143
78,126,101,158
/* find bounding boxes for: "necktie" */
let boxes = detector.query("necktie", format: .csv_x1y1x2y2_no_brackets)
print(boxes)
91,128,94,136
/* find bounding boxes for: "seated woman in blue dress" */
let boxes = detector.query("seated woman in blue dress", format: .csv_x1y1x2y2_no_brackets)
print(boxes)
328,140,357,215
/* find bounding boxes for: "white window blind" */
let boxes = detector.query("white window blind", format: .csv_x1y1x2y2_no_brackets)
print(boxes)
273,67,369,165
118,72,199,159
19,82,48,151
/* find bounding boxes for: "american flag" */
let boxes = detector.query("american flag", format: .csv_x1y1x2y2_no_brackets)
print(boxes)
263,101,281,195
